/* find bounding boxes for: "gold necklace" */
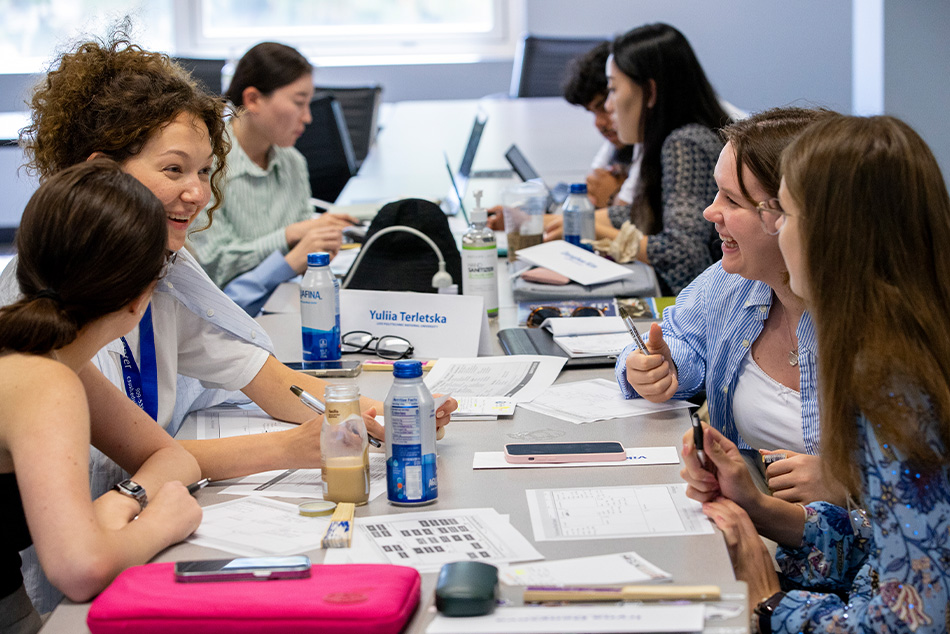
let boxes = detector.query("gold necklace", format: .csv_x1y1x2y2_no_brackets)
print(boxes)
781,305,799,366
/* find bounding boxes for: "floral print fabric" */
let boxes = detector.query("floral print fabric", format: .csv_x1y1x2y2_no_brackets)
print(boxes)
773,401,950,632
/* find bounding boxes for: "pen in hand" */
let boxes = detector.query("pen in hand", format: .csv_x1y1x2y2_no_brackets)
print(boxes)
290,385,382,448
617,305,649,356
187,478,210,495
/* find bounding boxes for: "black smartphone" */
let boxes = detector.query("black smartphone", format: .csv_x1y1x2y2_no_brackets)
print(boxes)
285,360,362,378
691,413,707,468
503,441,626,464
174,556,311,583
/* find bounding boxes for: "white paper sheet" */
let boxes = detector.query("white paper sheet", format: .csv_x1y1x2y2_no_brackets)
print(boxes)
498,551,672,586
322,507,543,573
219,453,387,502
540,316,626,336
518,378,692,424
515,240,634,286
188,497,328,556
196,404,295,439
424,356,566,402
472,447,679,470
426,604,704,634
454,396,516,417
526,484,714,541
552,332,636,357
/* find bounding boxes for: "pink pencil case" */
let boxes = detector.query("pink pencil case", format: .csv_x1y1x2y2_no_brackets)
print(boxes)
87,562,420,634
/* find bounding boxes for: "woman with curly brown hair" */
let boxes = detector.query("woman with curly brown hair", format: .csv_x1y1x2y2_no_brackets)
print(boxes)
0,31,456,612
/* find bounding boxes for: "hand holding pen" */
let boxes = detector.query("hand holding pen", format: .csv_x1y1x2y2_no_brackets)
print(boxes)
620,318,679,403
290,385,383,447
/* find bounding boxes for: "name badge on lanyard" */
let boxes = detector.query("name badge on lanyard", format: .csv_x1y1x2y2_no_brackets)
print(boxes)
119,304,159,421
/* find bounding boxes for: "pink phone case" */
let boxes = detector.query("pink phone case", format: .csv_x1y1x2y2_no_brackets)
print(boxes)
520,267,571,285
503,442,627,464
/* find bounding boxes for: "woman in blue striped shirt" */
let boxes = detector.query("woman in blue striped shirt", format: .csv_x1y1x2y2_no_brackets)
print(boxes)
616,107,844,505
686,114,950,634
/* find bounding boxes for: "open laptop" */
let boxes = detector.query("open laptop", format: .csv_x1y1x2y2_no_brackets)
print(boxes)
504,143,570,207
440,110,487,216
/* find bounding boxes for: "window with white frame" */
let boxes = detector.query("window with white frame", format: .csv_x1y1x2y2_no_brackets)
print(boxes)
173,0,523,66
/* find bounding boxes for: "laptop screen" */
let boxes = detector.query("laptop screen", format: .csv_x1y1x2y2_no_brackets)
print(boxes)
457,112,487,180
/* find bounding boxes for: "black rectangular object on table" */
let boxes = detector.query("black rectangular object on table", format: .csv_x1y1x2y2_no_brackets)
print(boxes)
497,327,616,368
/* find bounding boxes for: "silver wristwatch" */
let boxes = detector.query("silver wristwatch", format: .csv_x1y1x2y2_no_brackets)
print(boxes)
113,479,148,512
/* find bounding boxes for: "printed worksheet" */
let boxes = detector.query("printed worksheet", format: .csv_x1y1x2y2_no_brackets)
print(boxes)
424,356,566,402
498,551,672,586
219,453,387,502
323,507,543,572
518,378,692,424
196,404,295,439
188,497,328,556
526,484,713,541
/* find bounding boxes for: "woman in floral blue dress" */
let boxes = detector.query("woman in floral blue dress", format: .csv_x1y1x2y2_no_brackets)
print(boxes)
681,114,950,633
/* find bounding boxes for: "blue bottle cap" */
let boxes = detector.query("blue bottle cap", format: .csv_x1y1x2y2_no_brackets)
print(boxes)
393,360,423,378
307,252,330,267
569,183,588,194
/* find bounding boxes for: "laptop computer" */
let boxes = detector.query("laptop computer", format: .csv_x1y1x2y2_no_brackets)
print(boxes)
504,144,570,207
440,110,487,216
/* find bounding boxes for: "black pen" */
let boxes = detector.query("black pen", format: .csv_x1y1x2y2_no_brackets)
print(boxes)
690,412,707,469
290,385,382,448
187,478,210,495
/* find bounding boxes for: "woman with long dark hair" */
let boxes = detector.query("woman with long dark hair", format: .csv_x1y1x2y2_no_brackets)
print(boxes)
548,23,731,294
0,161,201,633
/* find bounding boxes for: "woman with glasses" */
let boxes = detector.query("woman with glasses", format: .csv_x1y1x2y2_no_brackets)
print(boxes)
0,161,202,633
683,114,950,634
618,107,844,505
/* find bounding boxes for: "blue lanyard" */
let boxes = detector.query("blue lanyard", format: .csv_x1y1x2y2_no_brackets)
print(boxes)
119,304,158,421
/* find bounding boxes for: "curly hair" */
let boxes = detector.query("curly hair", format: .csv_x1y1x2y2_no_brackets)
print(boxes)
20,31,230,219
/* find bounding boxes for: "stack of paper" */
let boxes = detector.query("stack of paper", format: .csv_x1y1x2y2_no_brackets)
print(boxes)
540,316,632,358
515,240,634,286
425,356,566,420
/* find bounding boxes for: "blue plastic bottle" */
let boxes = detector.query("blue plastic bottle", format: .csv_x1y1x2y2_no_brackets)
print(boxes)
384,360,438,505
299,252,341,368
561,183,596,251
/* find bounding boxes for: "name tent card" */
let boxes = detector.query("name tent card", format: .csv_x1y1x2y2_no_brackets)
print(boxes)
340,289,489,359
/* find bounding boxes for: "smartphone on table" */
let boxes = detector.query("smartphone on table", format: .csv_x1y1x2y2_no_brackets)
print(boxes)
503,441,626,464
285,360,362,378
174,555,311,582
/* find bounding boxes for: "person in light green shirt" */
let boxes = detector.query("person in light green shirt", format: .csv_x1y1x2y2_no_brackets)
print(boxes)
189,42,357,314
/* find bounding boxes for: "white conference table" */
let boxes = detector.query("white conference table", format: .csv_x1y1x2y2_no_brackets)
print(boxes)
336,96,605,212
40,98,748,633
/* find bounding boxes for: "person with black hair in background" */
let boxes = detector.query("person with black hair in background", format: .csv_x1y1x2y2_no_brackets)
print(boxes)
0,161,202,634
189,42,359,316
563,41,638,209
546,23,731,294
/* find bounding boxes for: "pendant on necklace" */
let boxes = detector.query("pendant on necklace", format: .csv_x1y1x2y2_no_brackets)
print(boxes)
788,349,799,366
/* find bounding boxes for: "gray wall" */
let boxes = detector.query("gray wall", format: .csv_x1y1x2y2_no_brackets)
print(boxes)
2,0,948,230
883,0,950,185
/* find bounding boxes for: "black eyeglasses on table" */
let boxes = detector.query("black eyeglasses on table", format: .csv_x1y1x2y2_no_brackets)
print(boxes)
341,330,414,360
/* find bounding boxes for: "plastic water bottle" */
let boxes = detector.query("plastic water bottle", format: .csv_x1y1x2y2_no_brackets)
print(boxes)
562,183,596,251
461,190,498,318
384,360,437,505
300,252,341,367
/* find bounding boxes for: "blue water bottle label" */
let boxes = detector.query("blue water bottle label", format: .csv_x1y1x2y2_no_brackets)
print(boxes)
386,401,437,504
302,326,341,365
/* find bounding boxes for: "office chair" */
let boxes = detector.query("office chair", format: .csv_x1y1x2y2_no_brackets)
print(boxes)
314,85,383,168
295,95,358,203
172,57,226,95
509,35,608,98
